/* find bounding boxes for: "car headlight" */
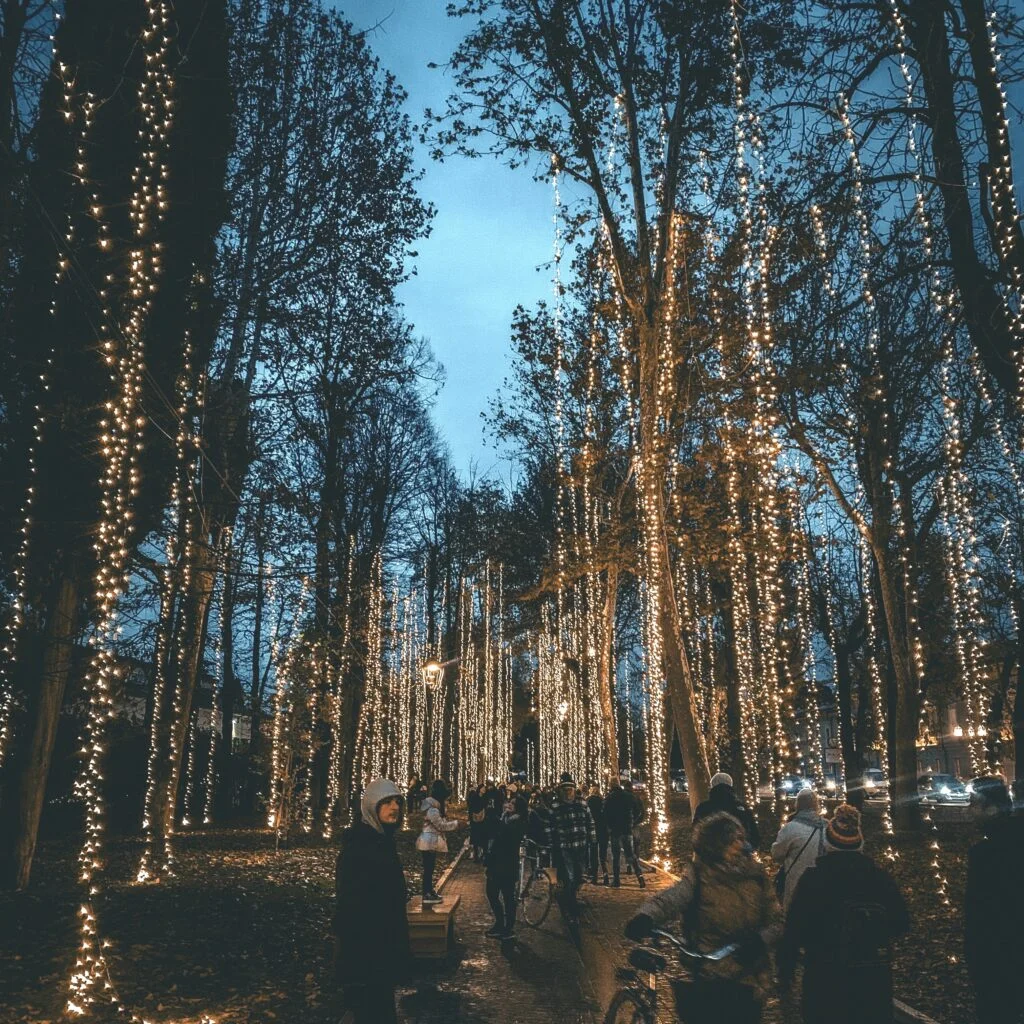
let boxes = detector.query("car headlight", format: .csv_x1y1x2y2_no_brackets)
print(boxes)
965,782,974,795
939,785,950,795
825,779,837,791
865,778,875,789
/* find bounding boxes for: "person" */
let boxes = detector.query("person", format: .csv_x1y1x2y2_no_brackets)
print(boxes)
407,774,427,805
770,788,825,913
547,773,596,920
777,803,909,1024
527,788,552,867
692,771,760,848
626,779,648,865
964,776,1024,1024
467,783,486,862
485,793,528,939
625,812,779,1024
605,777,645,887
587,783,609,885
416,779,459,904
333,778,409,1024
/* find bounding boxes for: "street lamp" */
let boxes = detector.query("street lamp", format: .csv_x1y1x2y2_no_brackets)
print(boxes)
421,660,445,689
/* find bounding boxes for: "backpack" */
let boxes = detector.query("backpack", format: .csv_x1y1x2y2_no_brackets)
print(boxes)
837,897,892,968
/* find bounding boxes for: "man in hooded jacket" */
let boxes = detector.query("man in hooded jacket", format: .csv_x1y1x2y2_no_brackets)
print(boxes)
692,771,761,848
333,778,410,1024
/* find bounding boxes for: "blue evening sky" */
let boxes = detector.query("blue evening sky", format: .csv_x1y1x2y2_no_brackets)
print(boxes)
339,1,557,480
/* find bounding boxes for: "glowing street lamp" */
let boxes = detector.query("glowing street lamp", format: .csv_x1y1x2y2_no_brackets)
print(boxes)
421,660,444,689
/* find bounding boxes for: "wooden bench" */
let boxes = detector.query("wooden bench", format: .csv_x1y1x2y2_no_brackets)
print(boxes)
407,894,461,959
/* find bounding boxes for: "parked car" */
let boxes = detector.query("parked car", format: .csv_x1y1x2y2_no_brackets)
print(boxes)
670,769,688,794
619,769,647,795
917,773,969,804
776,773,815,800
863,767,889,800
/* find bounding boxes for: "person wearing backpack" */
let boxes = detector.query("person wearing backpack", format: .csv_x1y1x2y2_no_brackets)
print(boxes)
777,803,909,1024
770,788,825,913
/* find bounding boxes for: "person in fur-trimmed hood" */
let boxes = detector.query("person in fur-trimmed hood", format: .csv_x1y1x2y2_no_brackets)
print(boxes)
625,811,780,1023
333,778,409,1024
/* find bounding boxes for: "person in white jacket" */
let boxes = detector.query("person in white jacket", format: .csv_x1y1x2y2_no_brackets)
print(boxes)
416,779,459,903
771,788,825,914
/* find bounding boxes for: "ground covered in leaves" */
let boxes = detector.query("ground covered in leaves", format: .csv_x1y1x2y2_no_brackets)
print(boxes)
0,810,464,1024
0,798,977,1024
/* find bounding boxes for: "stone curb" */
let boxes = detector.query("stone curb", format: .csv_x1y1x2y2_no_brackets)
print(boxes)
435,837,469,894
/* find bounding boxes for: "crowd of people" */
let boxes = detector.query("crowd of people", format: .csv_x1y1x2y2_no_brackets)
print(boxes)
331,767,1023,1024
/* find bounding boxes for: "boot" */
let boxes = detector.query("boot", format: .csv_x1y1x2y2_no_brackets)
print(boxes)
603,872,609,886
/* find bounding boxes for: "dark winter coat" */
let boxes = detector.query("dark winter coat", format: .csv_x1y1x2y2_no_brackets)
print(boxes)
965,814,1024,1023
586,793,607,839
692,783,760,848
778,850,909,1024
604,786,634,834
486,809,527,879
333,782,410,987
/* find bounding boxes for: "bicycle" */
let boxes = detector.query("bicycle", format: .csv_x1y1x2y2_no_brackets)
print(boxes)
603,928,738,1024
518,838,553,927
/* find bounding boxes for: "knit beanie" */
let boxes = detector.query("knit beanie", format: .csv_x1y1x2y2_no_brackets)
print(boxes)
710,772,734,789
825,803,864,851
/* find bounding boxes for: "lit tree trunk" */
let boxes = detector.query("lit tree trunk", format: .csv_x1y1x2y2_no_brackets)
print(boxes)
597,563,620,781
152,540,220,835
4,573,79,890
719,593,749,800
637,321,710,814
904,0,1020,395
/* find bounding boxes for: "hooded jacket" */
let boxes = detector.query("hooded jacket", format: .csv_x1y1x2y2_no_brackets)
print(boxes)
692,783,761,848
333,779,410,986
635,851,780,1001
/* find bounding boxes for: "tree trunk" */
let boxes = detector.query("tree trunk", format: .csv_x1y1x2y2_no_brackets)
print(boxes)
872,547,920,831
720,602,749,800
3,573,80,889
636,321,710,813
905,0,1019,394
151,540,220,836
597,563,620,781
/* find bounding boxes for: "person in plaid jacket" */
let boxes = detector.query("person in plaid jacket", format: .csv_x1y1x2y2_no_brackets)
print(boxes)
547,774,596,920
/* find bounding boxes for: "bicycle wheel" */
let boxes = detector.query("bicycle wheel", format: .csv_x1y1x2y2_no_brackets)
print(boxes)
520,867,553,927
603,988,655,1024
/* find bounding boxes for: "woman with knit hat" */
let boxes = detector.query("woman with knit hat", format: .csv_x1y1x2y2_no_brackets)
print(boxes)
777,803,909,1024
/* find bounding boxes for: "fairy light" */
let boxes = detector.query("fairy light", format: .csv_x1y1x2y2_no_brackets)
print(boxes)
67,2,178,1012
268,578,311,829
884,0,994,779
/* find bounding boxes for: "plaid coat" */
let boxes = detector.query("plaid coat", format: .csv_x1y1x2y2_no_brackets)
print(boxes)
547,799,597,855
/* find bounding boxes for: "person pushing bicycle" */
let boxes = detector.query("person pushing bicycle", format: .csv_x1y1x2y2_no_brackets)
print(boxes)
624,812,780,1024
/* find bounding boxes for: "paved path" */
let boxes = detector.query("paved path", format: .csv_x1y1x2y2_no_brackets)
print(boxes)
395,857,672,1024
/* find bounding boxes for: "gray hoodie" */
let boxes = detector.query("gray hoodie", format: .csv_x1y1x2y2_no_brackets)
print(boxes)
361,777,404,833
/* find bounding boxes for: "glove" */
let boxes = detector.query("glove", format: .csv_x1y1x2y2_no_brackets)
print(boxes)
734,929,766,968
624,912,655,942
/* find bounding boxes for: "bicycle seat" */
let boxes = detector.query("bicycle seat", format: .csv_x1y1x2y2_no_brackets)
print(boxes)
615,967,638,983
628,947,667,974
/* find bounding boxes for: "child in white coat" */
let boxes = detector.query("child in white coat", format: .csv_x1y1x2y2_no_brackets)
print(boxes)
416,779,459,903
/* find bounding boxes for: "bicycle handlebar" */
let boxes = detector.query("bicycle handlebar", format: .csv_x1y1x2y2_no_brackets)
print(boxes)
649,928,739,963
